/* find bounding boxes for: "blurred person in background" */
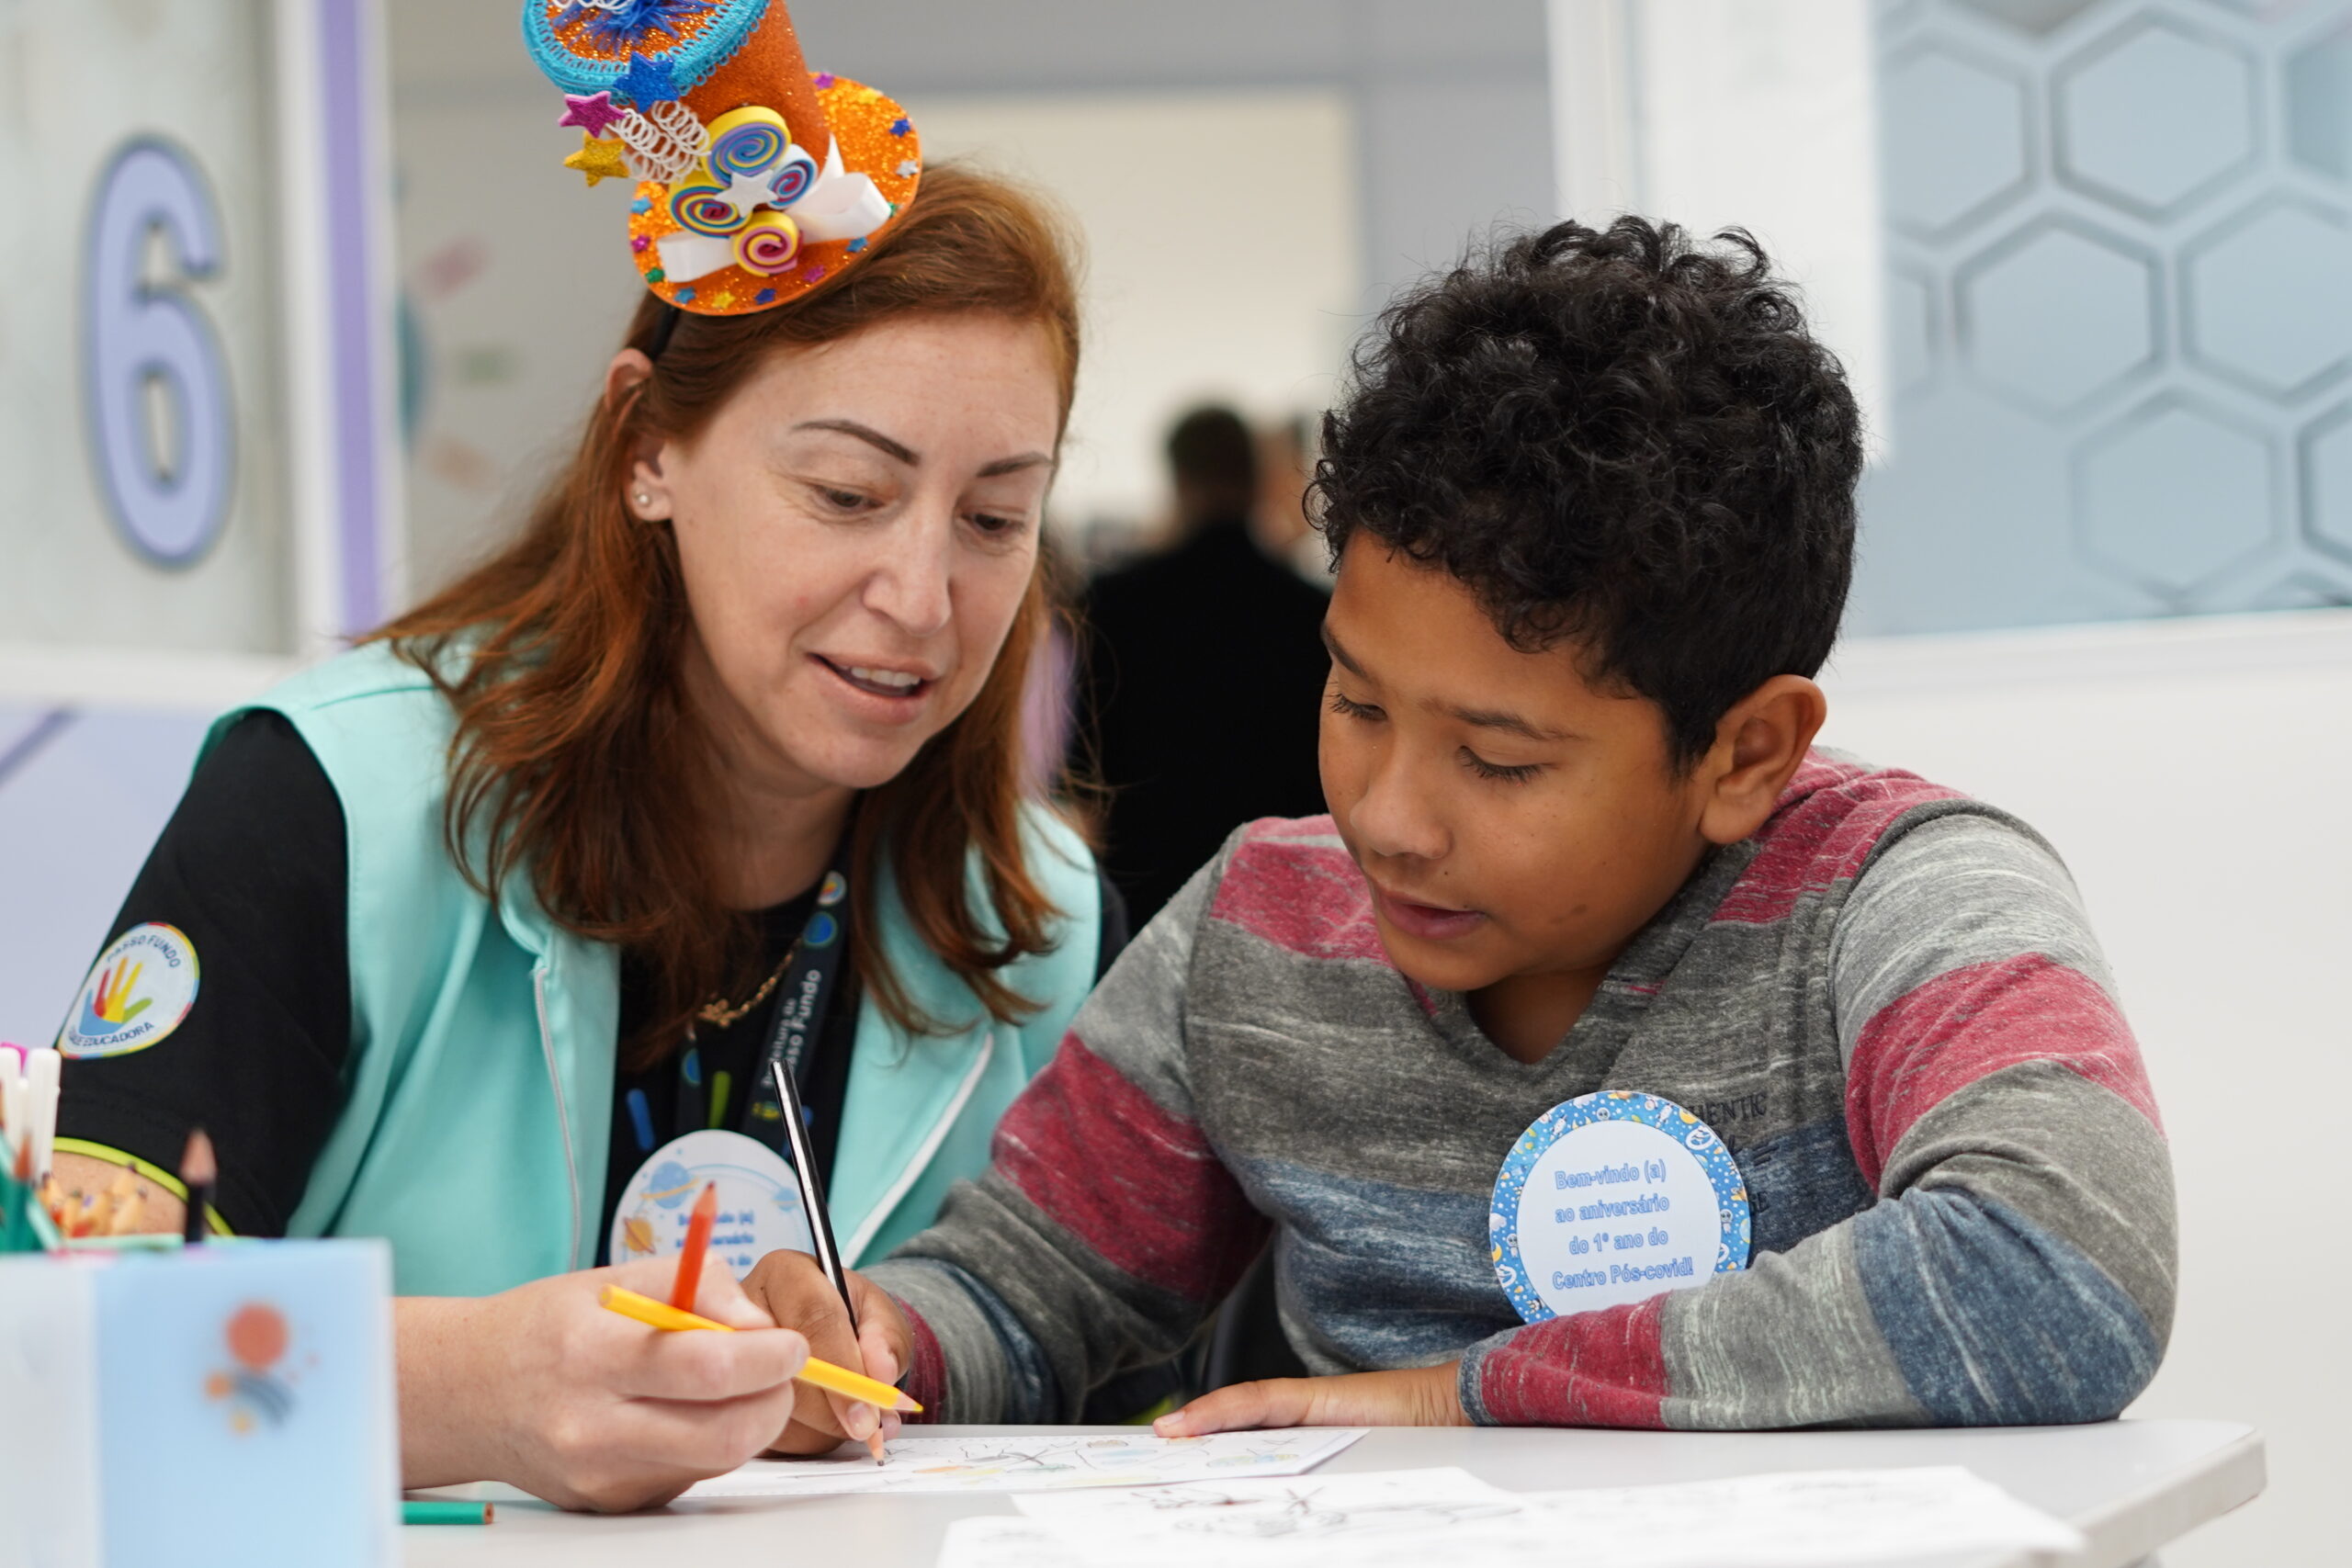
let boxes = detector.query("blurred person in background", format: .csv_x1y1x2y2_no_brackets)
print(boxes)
1076,405,1332,926
1259,413,1334,591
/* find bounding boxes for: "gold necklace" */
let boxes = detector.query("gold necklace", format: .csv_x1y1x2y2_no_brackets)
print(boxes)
695,941,798,1029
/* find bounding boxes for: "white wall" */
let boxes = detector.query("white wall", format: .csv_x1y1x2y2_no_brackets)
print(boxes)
915,91,1363,528
1818,609,2352,1566
1548,0,1886,453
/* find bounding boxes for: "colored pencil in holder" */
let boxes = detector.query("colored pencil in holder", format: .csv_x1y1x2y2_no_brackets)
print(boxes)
180,1129,216,1246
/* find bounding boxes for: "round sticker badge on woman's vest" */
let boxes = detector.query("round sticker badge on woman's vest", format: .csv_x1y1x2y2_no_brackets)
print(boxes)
59,923,201,1058
610,1129,816,1278
1489,1090,1751,1323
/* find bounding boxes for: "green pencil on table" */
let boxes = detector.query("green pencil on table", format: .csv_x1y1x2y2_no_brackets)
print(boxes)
403,1499,493,1525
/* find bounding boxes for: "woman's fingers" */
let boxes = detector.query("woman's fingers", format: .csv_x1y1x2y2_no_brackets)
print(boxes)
465,1264,825,1514
607,1314,809,1403
616,1383,811,1474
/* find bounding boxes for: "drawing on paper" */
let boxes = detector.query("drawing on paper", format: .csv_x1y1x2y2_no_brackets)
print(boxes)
681,1427,1368,1499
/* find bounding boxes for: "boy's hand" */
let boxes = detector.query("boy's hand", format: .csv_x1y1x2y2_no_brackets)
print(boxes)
1153,1362,1469,1436
739,1252,914,1455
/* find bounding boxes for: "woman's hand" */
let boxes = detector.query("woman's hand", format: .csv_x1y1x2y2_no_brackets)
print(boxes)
739,1252,914,1454
1153,1363,1470,1437
396,1256,808,1512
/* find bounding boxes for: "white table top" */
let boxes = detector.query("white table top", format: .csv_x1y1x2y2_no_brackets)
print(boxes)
404,1418,2264,1568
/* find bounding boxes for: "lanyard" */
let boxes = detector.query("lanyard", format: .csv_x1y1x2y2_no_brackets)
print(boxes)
673,849,852,1155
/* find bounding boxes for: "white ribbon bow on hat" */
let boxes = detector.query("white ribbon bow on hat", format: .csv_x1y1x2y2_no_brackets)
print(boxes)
656,136,891,284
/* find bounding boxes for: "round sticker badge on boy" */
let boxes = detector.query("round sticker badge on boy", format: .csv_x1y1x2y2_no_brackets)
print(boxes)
1489,1089,1751,1323
610,1129,816,1278
59,923,201,1058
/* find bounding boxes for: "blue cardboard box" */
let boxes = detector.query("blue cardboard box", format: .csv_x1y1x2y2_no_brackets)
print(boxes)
0,1238,398,1567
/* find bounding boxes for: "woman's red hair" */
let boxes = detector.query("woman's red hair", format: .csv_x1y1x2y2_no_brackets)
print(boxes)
373,164,1083,1065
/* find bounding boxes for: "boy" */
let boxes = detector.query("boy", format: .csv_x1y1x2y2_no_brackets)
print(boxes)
754,217,2173,1443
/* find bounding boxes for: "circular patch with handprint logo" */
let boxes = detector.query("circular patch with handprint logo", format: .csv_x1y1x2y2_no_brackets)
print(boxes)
60,923,200,1057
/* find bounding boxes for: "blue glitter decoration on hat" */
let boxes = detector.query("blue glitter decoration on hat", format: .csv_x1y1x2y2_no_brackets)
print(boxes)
554,0,712,47
522,0,767,98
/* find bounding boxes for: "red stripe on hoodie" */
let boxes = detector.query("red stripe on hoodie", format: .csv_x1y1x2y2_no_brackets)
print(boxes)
1475,1295,1671,1427
1844,953,2161,1189
992,1034,1269,1303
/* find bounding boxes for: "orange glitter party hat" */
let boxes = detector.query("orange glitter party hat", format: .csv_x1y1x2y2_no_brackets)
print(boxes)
523,0,921,316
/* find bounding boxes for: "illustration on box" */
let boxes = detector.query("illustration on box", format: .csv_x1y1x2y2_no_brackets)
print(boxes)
206,1300,314,1434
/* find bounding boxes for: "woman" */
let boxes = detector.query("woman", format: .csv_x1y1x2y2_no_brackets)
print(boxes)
51,3,1107,1510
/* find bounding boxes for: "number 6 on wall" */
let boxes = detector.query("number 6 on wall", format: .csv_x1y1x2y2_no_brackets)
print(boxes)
84,138,235,568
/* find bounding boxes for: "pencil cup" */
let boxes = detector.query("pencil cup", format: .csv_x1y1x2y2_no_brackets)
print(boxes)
0,1238,399,1568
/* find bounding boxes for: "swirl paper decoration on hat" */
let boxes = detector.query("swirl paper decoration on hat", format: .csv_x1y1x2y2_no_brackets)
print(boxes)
523,0,921,316
667,175,744,237
735,211,802,275
707,106,788,180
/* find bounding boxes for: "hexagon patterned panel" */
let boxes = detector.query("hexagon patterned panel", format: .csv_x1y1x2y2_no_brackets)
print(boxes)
1855,0,2352,632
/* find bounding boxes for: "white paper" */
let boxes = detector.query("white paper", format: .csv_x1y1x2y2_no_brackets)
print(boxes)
681,1427,1366,1500
935,1463,2084,1568
1012,1469,1523,1563
938,1517,1090,1568
1515,1466,2086,1567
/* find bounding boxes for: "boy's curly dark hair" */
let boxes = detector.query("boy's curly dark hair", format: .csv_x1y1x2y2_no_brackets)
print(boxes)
1317,216,1862,769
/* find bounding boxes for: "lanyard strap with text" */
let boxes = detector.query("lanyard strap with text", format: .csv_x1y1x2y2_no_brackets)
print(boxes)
740,854,852,1156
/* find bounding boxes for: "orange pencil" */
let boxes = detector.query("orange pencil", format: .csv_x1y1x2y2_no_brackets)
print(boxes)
670,1182,718,1310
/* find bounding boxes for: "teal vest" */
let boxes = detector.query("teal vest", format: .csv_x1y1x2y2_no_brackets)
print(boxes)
212,644,1099,1297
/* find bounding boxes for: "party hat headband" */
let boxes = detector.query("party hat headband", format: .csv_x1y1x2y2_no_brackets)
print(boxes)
523,0,922,316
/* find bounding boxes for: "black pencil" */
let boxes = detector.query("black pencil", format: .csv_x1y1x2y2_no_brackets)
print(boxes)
768,1060,886,1464
180,1128,215,1246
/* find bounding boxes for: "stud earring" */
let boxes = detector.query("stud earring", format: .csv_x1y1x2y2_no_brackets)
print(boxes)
635,491,651,509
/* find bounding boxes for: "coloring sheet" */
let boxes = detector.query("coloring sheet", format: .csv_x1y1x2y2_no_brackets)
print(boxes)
935,1464,2085,1568
997,1469,1523,1564
679,1427,1366,1499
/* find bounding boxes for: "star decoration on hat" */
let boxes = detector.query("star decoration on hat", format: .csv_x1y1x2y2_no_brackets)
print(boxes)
615,51,679,108
563,132,632,186
718,165,780,216
558,90,626,138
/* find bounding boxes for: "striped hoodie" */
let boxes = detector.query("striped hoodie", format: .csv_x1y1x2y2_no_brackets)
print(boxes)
867,752,2175,1428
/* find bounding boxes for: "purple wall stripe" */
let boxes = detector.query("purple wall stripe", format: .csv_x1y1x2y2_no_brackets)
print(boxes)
321,0,383,636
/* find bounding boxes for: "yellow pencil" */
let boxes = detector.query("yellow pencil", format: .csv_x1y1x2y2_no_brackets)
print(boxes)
598,1285,922,1414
